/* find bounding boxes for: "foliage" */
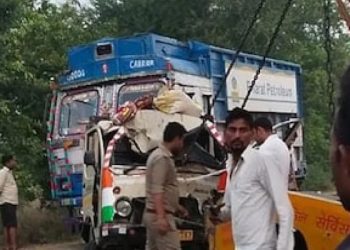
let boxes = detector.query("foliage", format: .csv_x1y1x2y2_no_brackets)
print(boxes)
0,203,75,246
0,0,95,199
0,0,349,198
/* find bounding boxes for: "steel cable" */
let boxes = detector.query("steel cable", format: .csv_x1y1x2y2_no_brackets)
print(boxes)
241,0,294,109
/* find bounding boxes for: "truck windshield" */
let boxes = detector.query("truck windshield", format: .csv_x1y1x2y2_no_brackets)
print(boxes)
59,91,98,135
117,82,163,106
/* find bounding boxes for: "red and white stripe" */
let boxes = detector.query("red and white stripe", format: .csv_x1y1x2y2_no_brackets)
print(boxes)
103,127,127,168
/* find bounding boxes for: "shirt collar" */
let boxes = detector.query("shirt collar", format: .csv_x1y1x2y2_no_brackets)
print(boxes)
264,134,278,144
159,143,173,157
228,142,255,177
3,166,10,172
241,142,255,159
252,141,260,149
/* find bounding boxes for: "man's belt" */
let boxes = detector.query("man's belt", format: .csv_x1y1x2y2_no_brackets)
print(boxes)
146,208,175,216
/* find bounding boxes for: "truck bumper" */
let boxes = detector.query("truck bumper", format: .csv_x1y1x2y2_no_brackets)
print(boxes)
99,223,207,249
100,223,146,248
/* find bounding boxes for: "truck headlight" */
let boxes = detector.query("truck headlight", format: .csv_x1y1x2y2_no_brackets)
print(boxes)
115,197,132,218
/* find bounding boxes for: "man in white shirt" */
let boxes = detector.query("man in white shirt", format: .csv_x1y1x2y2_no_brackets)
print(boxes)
253,117,295,249
219,108,294,250
0,155,19,250
253,117,292,188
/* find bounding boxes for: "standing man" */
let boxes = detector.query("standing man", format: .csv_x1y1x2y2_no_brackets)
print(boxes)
144,122,188,250
219,107,293,250
253,117,295,249
253,117,296,190
330,66,350,249
0,155,18,250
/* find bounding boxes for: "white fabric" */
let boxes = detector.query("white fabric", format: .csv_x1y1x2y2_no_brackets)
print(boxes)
221,145,294,250
259,134,290,189
258,134,295,250
154,89,202,117
0,167,18,205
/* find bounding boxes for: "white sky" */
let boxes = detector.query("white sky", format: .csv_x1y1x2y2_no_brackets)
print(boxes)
51,0,91,6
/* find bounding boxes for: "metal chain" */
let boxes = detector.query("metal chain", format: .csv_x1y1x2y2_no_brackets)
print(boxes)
323,0,335,120
209,0,268,113
241,0,294,109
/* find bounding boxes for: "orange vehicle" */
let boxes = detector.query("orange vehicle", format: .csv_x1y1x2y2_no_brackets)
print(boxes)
210,192,350,250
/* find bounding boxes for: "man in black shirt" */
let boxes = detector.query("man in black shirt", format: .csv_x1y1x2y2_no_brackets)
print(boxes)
331,66,350,250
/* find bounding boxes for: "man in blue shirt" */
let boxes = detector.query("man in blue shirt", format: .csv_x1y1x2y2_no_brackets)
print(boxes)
330,66,350,250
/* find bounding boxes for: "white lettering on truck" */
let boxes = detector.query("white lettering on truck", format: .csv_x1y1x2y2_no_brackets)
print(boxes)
129,59,155,69
67,69,86,82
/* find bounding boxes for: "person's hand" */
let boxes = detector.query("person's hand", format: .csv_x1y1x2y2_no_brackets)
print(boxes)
156,217,171,235
177,205,189,218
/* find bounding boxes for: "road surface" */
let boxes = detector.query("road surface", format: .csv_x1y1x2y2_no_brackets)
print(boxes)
21,241,83,250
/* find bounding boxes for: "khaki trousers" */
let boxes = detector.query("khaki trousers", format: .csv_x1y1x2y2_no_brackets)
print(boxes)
143,212,181,250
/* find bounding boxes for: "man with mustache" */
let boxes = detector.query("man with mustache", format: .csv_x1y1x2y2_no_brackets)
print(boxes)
219,107,293,250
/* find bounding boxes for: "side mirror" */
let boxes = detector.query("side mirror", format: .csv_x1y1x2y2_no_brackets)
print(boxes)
84,151,96,166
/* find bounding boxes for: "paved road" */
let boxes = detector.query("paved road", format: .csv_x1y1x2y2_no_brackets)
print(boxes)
21,241,84,250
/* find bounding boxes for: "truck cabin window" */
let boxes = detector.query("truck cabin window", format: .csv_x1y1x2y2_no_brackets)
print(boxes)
59,91,98,135
103,133,148,166
182,128,226,170
117,82,163,107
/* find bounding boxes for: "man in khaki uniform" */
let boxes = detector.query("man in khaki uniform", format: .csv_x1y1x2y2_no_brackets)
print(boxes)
144,122,188,250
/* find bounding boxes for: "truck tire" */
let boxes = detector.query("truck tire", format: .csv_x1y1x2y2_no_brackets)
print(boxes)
84,223,101,250
294,230,308,250
81,220,91,243
182,243,208,250
84,241,98,250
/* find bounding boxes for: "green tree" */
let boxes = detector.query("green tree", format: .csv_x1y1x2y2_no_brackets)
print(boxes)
0,0,348,199
88,0,350,190
0,0,96,199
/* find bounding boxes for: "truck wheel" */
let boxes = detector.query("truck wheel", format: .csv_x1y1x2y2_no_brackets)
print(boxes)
84,241,98,250
182,243,208,250
294,230,308,250
81,219,91,243
84,225,100,250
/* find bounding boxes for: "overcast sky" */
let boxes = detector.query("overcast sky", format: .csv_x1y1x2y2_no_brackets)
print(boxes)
52,0,91,6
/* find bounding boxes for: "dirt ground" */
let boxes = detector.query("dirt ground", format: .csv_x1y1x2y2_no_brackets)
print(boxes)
14,191,339,250
20,240,84,250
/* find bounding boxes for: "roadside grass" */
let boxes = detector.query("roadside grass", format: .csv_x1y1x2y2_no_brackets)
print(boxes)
0,201,80,247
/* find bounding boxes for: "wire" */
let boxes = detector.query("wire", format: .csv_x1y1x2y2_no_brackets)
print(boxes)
323,0,335,121
241,0,294,109
209,0,267,114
